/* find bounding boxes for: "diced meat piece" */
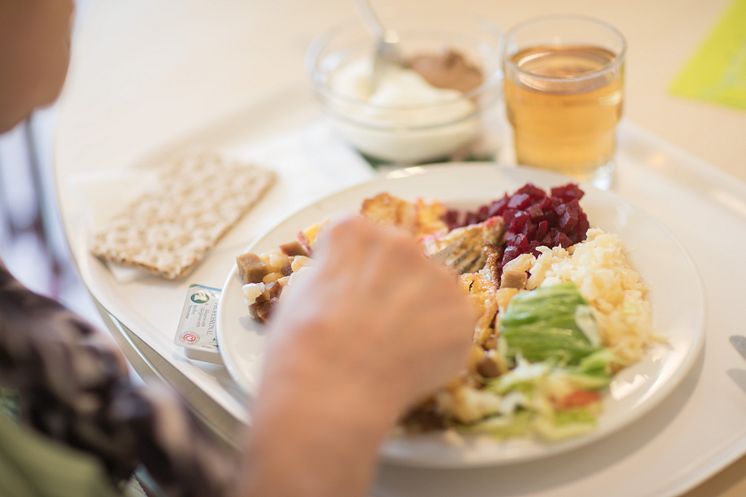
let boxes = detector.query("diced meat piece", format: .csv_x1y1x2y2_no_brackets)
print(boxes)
402,399,447,432
279,241,309,257
251,298,275,322
361,192,447,237
280,262,292,276
290,255,311,273
414,198,448,236
459,273,498,344
496,288,518,314
503,253,534,273
483,245,501,282
476,357,501,378
467,345,486,373
500,269,527,289
265,280,282,297
300,222,325,250
361,192,417,232
262,272,283,284
236,252,268,284
242,282,266,304
482,335,498,350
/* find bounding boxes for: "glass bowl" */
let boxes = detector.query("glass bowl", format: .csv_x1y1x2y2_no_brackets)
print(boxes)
307,18,502,164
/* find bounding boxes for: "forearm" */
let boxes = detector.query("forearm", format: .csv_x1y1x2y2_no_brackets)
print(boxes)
240,343,397,497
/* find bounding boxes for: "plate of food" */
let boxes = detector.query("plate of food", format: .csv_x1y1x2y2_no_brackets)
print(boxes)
216,164,704,467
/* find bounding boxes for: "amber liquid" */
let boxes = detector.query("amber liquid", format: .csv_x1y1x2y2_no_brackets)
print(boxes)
504,45,623,176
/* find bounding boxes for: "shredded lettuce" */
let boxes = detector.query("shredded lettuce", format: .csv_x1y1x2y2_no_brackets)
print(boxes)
488,360,549,395
444,284,623,442
572,348,618,376
459,411,533,439
553,348,618,390
534,407,598,441
459,406,600,441
500,283,600,366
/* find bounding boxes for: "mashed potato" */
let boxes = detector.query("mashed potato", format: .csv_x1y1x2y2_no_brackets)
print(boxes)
526,228,655,365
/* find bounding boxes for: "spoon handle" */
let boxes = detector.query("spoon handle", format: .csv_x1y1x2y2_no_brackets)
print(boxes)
354,0,387,40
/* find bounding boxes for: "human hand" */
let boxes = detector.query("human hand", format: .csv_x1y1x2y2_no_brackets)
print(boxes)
243,217,474,497
263,216,475,420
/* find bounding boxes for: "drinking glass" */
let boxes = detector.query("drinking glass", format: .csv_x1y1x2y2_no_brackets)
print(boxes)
503,15,626,189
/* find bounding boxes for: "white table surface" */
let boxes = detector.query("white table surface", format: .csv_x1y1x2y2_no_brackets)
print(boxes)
54,1,746,496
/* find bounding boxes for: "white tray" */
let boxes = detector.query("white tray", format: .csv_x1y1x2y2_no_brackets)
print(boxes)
58,87,746,497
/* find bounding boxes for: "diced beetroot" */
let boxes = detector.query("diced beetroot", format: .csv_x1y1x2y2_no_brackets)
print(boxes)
516,235,529,252
559,210,578,232
485,216,501,228
507,193,532,209
527,204,544,219
487,203,502,218
535,220,549,240
441,182,590,274
524,221,537,239
551,183,584,202
502,245,520,262
443,209,461,229
542,232,555,246
516,183,546,200
577,212,590,237
556,232,573,248
502,209,515,227
509,212,529,232
490,195,510,215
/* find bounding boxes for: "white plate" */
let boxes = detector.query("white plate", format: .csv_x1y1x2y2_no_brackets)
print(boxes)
217,163,704,467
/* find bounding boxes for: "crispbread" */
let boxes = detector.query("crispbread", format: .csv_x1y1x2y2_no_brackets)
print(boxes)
90,152,275,279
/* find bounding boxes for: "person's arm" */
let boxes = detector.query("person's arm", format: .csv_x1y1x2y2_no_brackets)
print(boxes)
0,261,237,496
240,217,475,497
241,342,397,497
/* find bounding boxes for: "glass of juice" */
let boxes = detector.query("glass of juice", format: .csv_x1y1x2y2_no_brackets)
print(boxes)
503,15,626,189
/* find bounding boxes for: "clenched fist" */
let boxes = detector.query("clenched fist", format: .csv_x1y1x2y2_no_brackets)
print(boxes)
265,216,475,414
243,217,475,497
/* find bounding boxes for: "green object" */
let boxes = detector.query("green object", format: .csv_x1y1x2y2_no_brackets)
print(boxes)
490,361,549,394
460,411,533,438
560,349,619,390
534,407,597,441
0,388,19,419
669,0,746,110
571,349,617,377
500,283,599,366
0,413,122,497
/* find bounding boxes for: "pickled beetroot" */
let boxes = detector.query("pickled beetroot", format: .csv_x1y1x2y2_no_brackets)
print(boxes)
443,183,589,271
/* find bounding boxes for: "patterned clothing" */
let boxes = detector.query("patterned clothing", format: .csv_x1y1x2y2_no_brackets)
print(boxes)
0,261,237,497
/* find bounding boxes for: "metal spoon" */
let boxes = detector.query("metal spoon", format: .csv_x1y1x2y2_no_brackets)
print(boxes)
354,0,404,91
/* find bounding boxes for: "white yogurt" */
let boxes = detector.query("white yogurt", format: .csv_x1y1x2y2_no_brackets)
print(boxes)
326,58,481,163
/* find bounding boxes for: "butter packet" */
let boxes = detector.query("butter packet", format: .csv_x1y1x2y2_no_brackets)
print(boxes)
175,284,222,363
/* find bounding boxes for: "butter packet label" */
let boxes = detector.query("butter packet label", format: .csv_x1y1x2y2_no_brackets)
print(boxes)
175,284,222,363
